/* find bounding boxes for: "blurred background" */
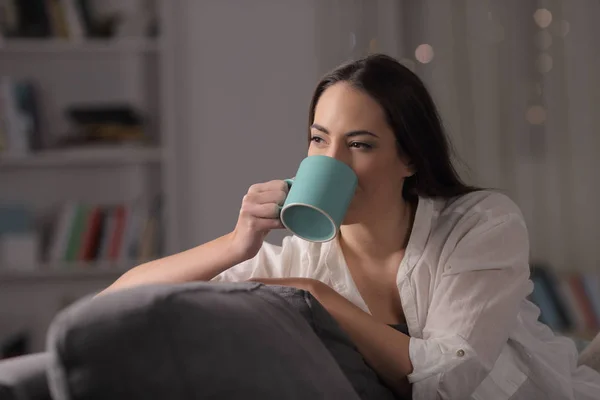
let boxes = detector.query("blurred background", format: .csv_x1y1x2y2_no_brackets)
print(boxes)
0,0,598,357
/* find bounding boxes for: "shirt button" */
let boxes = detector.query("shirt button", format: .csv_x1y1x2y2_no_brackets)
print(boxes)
456,349,465,357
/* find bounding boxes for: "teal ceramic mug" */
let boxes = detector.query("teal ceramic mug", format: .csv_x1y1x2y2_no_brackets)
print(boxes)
281,155,358,242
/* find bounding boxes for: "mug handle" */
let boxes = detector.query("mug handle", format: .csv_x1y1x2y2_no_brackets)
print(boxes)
284,178,294,190
278,178,294,214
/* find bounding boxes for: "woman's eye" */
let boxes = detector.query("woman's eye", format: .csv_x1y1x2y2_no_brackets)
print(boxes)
310,136,324,144
349,142,372,150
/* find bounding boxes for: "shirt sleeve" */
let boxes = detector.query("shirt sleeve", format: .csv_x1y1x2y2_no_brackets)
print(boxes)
211,236,298,282
407,209,532,400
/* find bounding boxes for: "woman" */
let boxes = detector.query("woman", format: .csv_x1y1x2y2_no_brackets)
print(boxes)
101,54,600,399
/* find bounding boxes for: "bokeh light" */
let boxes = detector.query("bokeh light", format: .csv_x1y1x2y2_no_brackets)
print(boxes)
368,38,378,54
349,32,356,51
415,44,434,64
534,9,553,29
526,105,547,125
559,20,570,37
536,53,553,73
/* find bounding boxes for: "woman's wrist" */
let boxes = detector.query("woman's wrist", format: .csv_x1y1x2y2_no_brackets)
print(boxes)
222,231,253,266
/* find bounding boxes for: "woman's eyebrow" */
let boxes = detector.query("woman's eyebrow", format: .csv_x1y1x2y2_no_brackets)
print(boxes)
310,123,379,138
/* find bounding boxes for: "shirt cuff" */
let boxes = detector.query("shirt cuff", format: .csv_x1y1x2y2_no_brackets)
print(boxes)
407,334,474,383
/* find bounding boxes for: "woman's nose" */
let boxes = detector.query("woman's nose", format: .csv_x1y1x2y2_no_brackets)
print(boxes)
324,143,350,165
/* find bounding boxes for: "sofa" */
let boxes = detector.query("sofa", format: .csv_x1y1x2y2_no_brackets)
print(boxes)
0,282,399,400
1,281,599,400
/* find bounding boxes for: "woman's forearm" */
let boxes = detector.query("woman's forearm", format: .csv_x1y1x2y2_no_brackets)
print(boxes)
321,290,413,397
97,232,246,296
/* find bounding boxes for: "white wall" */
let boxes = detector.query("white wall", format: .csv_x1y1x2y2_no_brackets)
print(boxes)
166,0,370,250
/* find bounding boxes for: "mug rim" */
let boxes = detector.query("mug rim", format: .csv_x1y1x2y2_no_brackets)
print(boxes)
303,155,356,178
280,202,337,243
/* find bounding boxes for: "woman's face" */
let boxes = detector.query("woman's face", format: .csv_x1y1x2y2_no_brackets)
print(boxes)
308,82,414,224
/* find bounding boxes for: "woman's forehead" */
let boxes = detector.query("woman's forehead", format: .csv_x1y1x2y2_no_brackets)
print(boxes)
313,82,390,134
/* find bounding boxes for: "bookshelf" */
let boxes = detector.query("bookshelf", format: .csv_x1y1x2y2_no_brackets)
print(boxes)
0,262,133,281
529,265,600,345
0,38,160,54
0,145,162,168
0,0,176,353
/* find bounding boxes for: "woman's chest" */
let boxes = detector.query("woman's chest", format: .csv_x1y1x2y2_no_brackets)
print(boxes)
326,253,442,335
305,241,441,330
345,261,407,325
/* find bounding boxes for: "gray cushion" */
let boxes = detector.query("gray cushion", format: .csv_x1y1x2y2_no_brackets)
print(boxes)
46,281,365,400
0,353,52,400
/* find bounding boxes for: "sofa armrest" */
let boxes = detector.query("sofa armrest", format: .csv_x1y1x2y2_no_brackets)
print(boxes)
0,353,51,400
46,282,362,400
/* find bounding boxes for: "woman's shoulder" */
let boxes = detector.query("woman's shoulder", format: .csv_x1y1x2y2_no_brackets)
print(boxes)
438,189,525,226
424,190,528,252
424,190,530,273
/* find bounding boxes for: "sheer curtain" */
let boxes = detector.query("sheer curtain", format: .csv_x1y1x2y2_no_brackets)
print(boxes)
316,0,599,271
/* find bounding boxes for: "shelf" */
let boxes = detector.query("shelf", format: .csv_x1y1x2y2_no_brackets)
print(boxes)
0,38,159,54
0,146,163,169
0,262,133,282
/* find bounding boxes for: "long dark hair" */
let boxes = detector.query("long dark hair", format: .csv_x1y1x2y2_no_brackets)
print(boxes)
308,54,477,199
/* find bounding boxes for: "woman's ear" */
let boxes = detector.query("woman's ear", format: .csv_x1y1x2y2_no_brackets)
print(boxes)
400,156,416,178
406,162,416,177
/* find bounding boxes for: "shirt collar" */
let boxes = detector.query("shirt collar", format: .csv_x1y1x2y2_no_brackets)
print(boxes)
405,196,435,260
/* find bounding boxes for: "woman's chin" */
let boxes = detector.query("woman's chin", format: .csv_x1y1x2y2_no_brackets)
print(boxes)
341,197,367,225
341,209,361,226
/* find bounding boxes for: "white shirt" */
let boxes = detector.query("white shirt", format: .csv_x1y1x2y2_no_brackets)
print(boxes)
213,190,600,399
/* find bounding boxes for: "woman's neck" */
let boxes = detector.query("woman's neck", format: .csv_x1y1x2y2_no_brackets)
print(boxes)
338,197,416,264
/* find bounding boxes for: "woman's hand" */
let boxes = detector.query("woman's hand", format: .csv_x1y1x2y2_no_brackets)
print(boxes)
229,180,288,261
248,277,341,308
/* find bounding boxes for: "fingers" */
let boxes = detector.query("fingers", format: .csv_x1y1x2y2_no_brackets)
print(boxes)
238,180,288,233
244,189,287,207
239,213,283,231
248,180,289,195
240,201,280,219
241,181,288,220
266,218,284,230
